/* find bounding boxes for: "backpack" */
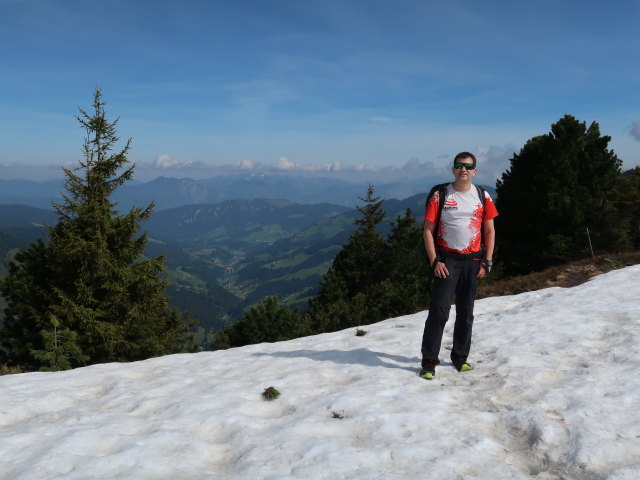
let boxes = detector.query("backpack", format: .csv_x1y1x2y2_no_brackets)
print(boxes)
424,182,487,242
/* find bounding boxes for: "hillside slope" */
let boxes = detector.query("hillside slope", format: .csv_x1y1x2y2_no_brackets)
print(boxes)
1,266,639,479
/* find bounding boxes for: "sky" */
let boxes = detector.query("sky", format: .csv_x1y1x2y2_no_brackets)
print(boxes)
1,265,639,479
1,0,639,184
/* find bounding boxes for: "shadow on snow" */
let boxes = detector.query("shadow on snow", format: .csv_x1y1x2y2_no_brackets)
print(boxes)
254,348,420,373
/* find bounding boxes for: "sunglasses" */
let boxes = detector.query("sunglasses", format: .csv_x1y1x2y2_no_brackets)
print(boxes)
454,163,475,170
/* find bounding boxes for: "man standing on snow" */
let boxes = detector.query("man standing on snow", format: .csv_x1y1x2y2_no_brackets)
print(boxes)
420,152,498,380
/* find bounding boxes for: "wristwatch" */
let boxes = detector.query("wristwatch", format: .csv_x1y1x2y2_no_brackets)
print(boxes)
482,259,493,268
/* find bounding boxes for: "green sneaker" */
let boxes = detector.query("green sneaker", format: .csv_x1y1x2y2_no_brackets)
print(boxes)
419,369,435,380
458,363,473,372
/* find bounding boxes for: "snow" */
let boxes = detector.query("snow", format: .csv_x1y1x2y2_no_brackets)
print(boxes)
2,266,640,480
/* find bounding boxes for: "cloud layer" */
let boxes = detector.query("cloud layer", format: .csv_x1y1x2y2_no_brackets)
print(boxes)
0,146,517,186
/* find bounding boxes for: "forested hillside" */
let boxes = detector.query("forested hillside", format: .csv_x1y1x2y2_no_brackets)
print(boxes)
0,192,427,343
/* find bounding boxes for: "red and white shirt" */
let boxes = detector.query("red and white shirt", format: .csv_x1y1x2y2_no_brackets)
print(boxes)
425,184,498,254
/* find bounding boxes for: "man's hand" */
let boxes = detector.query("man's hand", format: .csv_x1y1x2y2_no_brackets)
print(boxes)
433,261,449,278
477,264,491,278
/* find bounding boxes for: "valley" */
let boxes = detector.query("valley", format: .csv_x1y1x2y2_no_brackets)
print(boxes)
0,177,495,345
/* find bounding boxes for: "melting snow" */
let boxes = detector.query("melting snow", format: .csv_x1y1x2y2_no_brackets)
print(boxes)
2,266,640,479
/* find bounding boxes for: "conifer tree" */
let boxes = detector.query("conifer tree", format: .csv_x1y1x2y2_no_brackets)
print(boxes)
330,184,388,298
222,296,308,347
496,115,623,275
0,90,194,370
368,208,431,317
308,184,388,332
608,167,640,251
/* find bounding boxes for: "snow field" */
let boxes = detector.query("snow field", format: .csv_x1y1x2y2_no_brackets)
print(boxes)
1,266,640,479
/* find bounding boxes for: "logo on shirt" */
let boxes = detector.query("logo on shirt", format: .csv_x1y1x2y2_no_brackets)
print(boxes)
443,197,458,210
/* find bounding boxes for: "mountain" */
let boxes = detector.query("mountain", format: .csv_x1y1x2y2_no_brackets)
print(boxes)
116,174,449,210
226,193,429,307
0,186,498,333
0,192,442,331
2,265,639,479
0,205,57,275
144,198,351,249
0,204,57,228
0,179,63,209
143,193,433,314
0,174,452,211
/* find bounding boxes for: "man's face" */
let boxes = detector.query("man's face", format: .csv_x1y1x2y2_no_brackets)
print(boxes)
452,157,476,181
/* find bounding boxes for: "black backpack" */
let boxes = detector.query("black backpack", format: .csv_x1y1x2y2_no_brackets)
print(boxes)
424,182,487,241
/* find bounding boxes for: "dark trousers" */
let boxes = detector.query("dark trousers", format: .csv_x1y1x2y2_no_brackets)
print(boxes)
421,257,480,367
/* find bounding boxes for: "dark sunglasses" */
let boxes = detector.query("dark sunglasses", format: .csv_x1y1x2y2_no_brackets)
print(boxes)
454,162,475,170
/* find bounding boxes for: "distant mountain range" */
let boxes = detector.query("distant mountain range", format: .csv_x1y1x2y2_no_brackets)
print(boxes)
0,173,452,210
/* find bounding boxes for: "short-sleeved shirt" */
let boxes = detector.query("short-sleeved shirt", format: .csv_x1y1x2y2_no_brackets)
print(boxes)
425,184,499,254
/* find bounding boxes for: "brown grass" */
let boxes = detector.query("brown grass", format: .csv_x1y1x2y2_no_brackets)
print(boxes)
477,251,640,299
0,364,25,376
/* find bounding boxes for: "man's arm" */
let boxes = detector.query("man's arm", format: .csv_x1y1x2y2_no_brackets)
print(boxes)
483,219,495,261
422,220,437,265
478,218,495,278
423,220,448,278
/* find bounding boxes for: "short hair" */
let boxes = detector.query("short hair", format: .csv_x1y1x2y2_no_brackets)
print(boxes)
453,152,476,168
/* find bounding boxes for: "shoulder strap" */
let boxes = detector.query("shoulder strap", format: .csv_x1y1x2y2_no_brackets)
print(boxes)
425,183,449,214
475,185,486,209
436,184,448,227
475,185,487,250
425,183,450,238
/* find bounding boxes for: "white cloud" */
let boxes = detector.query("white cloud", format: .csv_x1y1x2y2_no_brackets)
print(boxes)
354,163,378,172
274,157,297,170
630,122,640,141
475,145,515,185
153,154,181,169
235,159,255,170
402,157,434,171
325,161,342,172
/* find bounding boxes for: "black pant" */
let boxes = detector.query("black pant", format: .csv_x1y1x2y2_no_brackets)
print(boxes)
421,256,480,367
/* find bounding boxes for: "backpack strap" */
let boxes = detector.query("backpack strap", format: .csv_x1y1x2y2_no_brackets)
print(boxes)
475,185,487,251
424,182,450,240
475,185,486,209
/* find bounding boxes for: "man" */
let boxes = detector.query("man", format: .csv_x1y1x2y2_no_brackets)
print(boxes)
420,152,498,380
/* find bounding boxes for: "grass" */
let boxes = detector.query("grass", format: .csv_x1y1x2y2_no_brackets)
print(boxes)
261,253,311,270
244,225,291,244
0,364,25,376
262,386,281,401
290,263,332,280
166,267,207,290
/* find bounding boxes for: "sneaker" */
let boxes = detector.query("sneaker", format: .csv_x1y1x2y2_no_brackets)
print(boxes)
456,362,473,372
420,360,437,380
419,369,435,380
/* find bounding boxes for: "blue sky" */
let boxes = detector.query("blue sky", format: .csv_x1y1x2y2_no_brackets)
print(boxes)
1,0,639,183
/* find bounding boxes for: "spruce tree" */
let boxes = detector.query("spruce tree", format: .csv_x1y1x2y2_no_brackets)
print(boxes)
371,208,431,317
308,184,388,332
331,184,388,298
0,90,194,370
